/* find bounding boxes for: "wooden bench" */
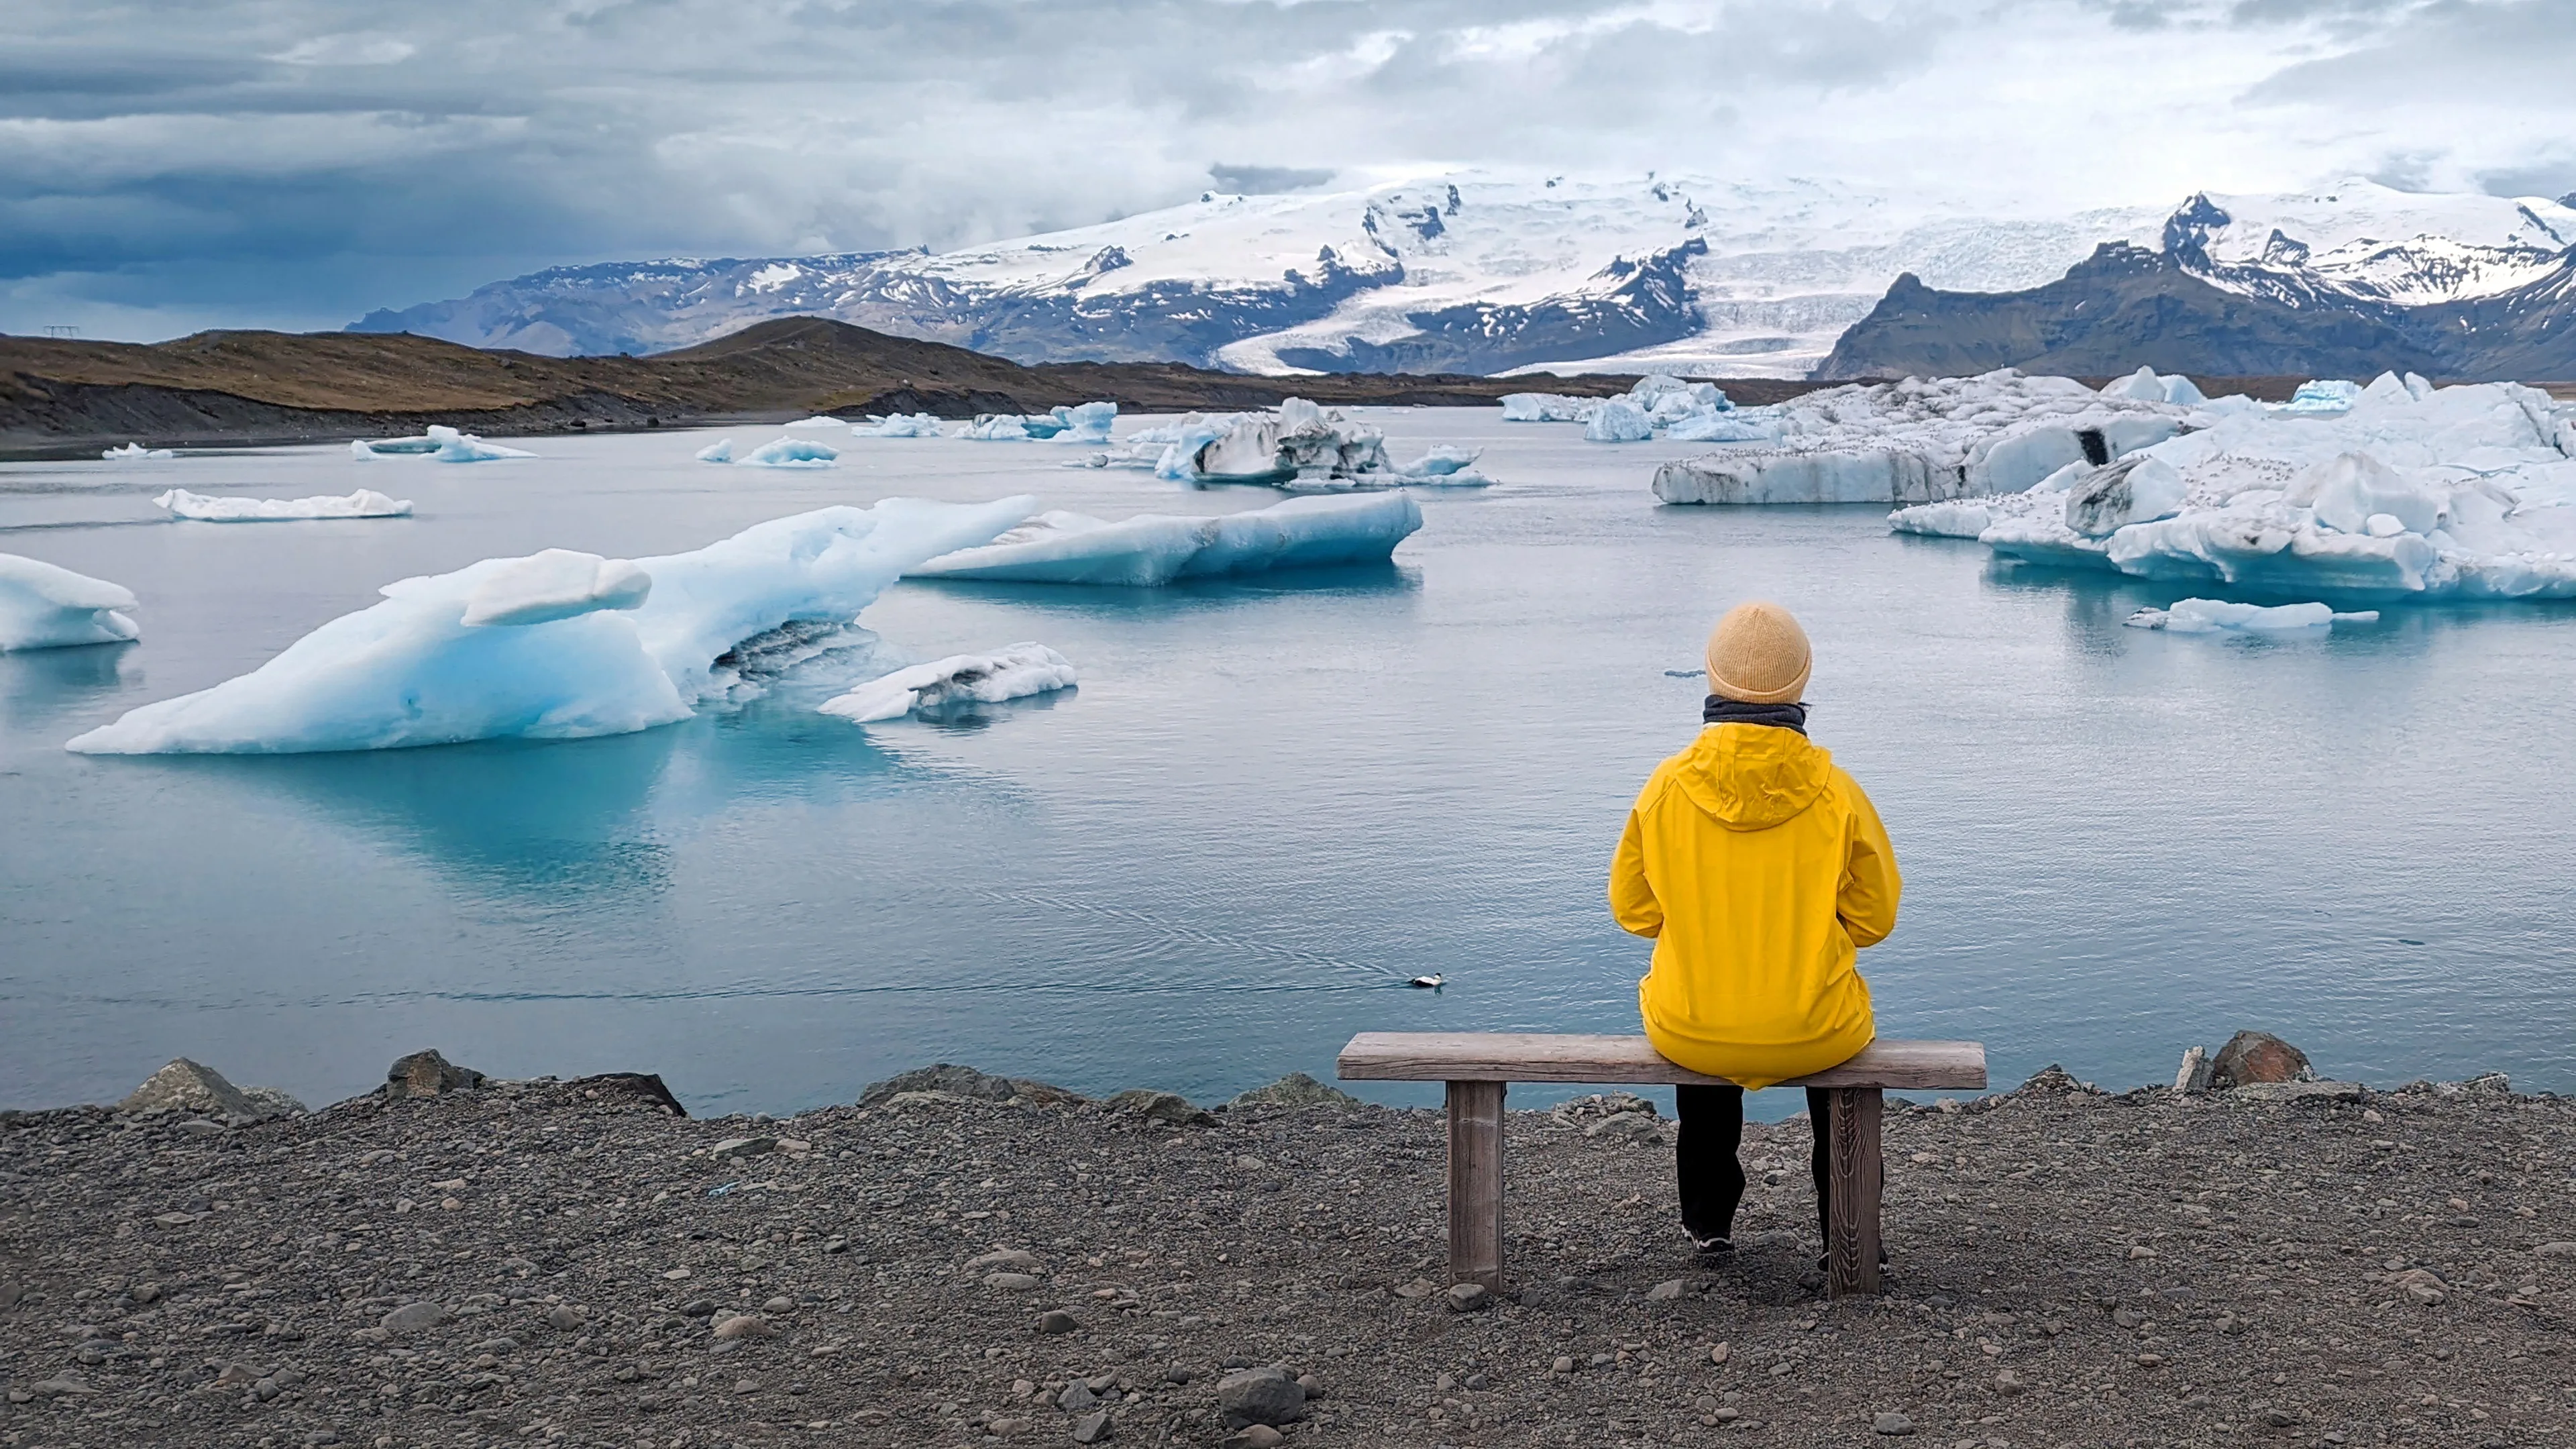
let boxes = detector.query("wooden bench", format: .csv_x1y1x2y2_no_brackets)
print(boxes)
1336,1033,1987,1299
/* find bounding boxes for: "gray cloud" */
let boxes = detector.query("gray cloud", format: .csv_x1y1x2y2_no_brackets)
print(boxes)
2,0,2567,339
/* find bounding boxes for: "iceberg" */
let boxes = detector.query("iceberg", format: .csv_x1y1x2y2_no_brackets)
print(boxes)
1499,392,1596,423
1097,398,1439,490
65,496,1034,755
1,553,142,651
784,415,849,428
1400,445,1481,476
2125,599,2378,633
737,437,839,469
356,426,536,462
154,488,413,522
816,643,1078,723
955,415,1045,441
909,491,1423,586
1053,401,1118,443
1888,375,2576,602
849,413,947,438
101,443,175,460
1584,398,1656,443
2278,380,2363,416
694,438,735,463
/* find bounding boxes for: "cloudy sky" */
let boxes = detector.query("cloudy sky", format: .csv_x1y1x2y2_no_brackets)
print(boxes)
6,0,2572,341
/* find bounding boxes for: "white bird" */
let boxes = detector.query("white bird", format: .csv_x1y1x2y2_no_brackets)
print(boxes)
1407,974,1445,989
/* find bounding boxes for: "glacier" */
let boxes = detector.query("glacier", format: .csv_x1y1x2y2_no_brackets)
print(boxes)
816,643,1078,723
1886,374,2576,602
64,496,1036,755
1,553,142,651
155,488,413,522
908,492,1423,586
849,414,947,438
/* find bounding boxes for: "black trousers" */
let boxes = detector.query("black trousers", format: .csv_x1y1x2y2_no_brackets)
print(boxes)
1674,1084,1833,1243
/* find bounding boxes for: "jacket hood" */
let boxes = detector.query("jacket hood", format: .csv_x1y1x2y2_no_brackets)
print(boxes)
1673,723,1831,830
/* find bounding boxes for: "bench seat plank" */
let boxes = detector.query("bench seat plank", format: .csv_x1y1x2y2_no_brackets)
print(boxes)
1336,1032,1986,1091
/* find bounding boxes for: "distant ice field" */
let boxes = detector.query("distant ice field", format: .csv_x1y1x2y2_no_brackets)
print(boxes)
4,413,2574,1118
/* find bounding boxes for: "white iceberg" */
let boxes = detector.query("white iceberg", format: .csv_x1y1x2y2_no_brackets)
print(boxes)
785,415,849,428
737,437,839,469
849,413,947,438
1889,374,2576,602
2124,599,2378,633
1584,398,1656,443
154,488,413,522
2277,380,2363,416
695,438,735,463
909,491,1423,586
1053,400,1118,443
101,443,175,460
1,553,141,651
816,643,1078,723
955,414,1043,441
1499,392,1596,423
356,425,536,462
1400,445,1481,476
65,496,1034,755
1100,398,1430,489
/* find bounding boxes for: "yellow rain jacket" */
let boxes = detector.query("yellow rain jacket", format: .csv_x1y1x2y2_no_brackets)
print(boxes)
1609,723,1900,1089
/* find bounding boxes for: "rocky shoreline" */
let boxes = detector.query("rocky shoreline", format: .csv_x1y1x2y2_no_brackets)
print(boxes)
4,1051,2572,1449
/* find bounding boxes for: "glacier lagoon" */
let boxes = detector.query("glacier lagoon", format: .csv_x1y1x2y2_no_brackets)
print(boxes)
5,412,2575,1118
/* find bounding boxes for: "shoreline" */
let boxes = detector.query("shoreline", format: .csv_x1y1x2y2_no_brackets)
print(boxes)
5,1053,2571,1447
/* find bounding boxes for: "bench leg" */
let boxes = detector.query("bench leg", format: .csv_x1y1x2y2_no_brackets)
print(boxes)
1446,1079,1506,1291
1825,1086,1884,1299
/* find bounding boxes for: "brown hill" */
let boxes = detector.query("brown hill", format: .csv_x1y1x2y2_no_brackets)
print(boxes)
0,316,1841,455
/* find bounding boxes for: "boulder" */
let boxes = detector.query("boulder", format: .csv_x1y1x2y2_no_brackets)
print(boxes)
1105,1089,1214,1128
384,1050,486,1099
570,1071,687,1116
1215,1366,1306,1428
856,1063,1083,1109
2208,1032,2311,1089
1229,1072,1362,1110
117,1059,302,1122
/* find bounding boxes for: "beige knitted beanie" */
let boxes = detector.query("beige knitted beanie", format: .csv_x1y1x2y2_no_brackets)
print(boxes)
1705,601,1813,704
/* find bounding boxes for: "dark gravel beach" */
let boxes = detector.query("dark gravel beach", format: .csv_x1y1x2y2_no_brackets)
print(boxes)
4,1057,2572,1449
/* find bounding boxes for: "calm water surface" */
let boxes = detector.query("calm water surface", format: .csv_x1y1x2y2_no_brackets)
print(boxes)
4,414,2572,1117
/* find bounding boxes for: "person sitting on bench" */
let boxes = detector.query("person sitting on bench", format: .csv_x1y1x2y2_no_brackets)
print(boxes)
1609,600,1902,1258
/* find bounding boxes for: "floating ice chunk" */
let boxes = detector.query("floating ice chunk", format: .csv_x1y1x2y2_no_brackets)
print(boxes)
784,415,849,429
737,437,839,468
816,643,1077,723
2063,456,2186,537
849,413,945,438
431,426,535,462
456,549,653,628
1886,500,1997,538
1052,401,1117,443
955,415,1036,441
2123,599,2374,634
66,496,1034,755
1499,392,1595,423
358,433,441,455
2277,380,2363,416
1585,398,1655,443
349,440,375,461
1400,445,1482,476
0,553,141,651
910,492,1422,586
101,443,175,460
154,488,413,522
695,438,735,463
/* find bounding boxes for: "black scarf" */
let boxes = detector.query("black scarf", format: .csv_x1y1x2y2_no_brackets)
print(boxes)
1703,696,1808,735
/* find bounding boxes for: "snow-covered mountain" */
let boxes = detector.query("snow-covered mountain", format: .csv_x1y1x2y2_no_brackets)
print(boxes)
349,174,2576,379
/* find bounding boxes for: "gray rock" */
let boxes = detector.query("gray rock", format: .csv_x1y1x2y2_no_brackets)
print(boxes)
1071,1408,1113,1444
1873,1411,1915,1436
1443,1282,1490,1312
856,1063,1084,1109
2228,1080,2363,1104
382,1049,486,1099
2534,1242,2576,1258
1059,1381,1098,1411
2208,1032,2310,1090
711,1313,775,1340
174,1118,228,1138
380,1301,449,1335
31,1376,97,1397
1228,1072,1362,1110
985,1272,1044,1291
708,1136,776,1161
0,1281,22,1309
1216,1366,1306,1427
1037,1309,1081,1334
544,1305,583,1331
118,1059,252,1119
1645,1279,1685,1301
1585,1113,1665,1146
963,1248,1042,1273
1220,1428,1283,1449
1104,1089,1214,1128
1549,1091,1657,1126
239,1085,308,1118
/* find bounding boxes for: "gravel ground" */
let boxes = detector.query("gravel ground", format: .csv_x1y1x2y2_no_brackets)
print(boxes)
4,1059,2574,1449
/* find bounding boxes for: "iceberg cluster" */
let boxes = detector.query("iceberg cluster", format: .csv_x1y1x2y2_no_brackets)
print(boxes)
1654,368,2204,505
1,553,141,651
354,426,537,463
817,643,1078,723
1091,398,1484,490
65,496,1035,755
1506,374,1750,444
949,401,1119,442
849,413,947,438
1888,373,2576,601
2125,599,2378,633
737,437,839,469
101,443,175,461
909,492,1423,586
154,488,413,522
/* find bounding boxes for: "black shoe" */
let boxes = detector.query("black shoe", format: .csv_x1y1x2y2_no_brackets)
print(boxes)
1686,1228,1736,1257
